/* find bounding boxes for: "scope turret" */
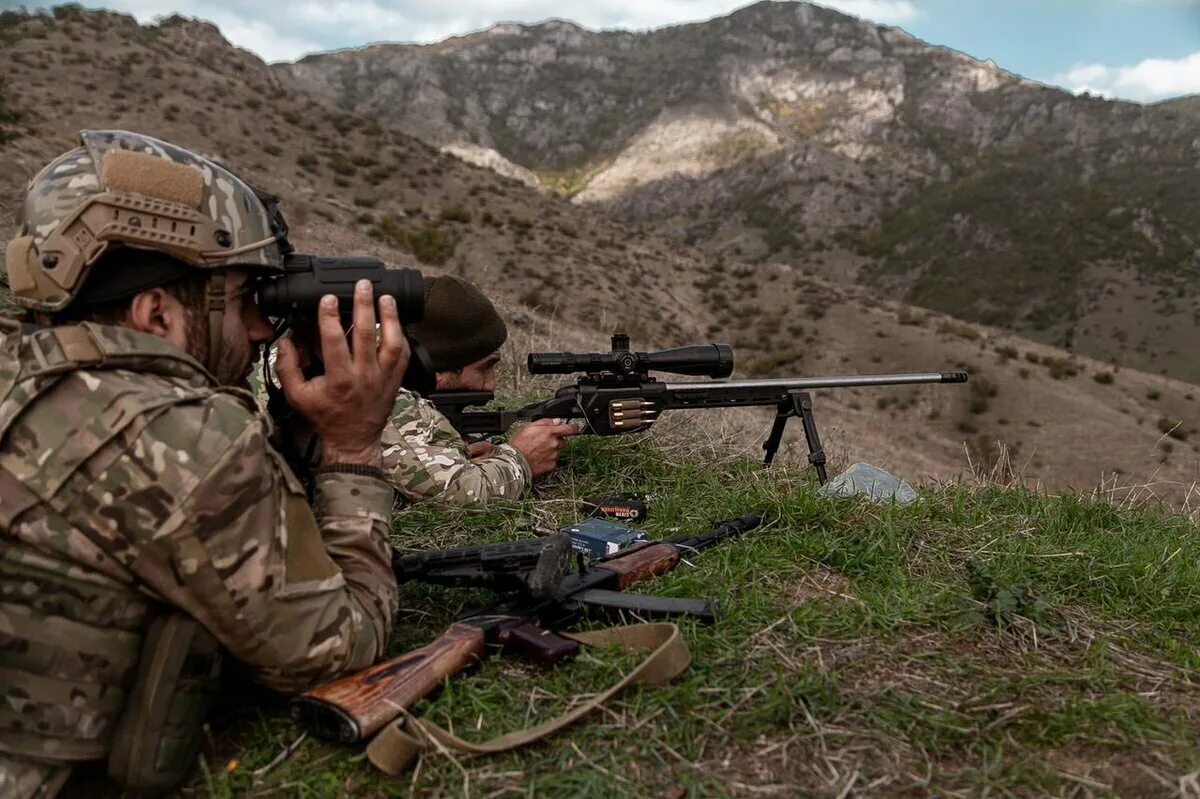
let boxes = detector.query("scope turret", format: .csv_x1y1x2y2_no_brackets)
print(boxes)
528,335,734,378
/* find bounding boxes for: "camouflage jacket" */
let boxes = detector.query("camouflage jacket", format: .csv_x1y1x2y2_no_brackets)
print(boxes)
382,389,531,506
0,321,398,792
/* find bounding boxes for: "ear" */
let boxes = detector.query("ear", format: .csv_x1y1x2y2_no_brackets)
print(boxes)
127,288,190,351
434,371,449,390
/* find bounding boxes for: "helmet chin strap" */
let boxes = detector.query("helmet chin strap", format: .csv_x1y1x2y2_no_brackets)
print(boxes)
205,272,226,378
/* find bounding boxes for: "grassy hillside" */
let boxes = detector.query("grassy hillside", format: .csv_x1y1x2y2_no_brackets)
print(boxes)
70,426,1200,798
855,138,1198,381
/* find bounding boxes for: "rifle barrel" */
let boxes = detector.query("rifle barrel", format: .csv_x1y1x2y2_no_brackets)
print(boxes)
663,371,967,392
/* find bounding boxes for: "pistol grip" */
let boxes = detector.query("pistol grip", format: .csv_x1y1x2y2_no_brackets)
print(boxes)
497,620,580,666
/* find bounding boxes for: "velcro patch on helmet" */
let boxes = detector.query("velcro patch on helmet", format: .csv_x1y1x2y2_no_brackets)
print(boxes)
100,150,204,209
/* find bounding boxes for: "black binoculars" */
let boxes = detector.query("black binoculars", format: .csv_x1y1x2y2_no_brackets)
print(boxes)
256,255,425,323
256,254,434,393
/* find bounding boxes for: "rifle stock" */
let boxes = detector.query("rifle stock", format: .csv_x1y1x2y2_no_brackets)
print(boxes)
292,622,486,743
596,543,682,590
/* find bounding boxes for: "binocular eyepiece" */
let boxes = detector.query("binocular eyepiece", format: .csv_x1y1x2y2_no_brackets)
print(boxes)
256,255,426,322
529,335,734,379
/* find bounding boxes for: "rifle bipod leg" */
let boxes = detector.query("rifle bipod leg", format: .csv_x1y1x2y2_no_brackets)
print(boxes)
761,391,828,484
794,391,828,485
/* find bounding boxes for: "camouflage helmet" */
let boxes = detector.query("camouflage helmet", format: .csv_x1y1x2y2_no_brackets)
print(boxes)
4,130,286,312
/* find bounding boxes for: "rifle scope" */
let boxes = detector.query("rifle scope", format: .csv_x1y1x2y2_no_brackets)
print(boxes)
529,334,734,378
256,255,425,322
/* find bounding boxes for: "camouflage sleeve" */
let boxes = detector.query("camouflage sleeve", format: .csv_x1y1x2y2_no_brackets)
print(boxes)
128,394,398,694
382,390,532,506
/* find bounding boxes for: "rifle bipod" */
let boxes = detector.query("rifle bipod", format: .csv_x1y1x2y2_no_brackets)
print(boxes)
762,390,828,484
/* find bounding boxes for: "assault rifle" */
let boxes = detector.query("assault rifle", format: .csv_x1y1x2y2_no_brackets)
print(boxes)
291,513,764,744
432,334,969,483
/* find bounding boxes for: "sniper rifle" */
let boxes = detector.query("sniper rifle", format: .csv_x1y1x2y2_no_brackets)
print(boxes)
432,334,968,483
291,513,763,744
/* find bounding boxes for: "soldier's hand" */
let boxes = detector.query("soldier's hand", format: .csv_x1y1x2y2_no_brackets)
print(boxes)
275,279,410,467
508,418,577,478
467,440,496,460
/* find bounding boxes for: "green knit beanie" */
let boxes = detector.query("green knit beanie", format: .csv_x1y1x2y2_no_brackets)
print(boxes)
407,275,508,372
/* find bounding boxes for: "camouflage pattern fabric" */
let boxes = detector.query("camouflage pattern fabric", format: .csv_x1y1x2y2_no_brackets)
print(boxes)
0,320,398,795
0,756,70,799
19,129,283,269
382,389,531,506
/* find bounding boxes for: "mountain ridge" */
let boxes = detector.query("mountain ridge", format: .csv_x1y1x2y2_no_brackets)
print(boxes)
276,0,1199,383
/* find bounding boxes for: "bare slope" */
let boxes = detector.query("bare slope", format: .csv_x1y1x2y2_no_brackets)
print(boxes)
0,8,705,349
277,0,1200,383
0,7,1197,496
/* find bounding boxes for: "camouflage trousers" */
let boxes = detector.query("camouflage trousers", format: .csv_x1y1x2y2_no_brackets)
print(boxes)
0,755,71,799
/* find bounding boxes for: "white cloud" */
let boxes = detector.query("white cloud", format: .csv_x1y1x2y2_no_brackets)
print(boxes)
1053,51,1200,103
289,1,416,39
210,16,326,63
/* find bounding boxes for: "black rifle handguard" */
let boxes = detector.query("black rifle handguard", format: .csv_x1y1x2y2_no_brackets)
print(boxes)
393,535,574,599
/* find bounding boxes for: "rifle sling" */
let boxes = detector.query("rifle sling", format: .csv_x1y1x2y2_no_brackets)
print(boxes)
365,622,690,775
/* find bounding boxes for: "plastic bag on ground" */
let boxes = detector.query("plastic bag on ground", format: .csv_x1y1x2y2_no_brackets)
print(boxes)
818,462,918,505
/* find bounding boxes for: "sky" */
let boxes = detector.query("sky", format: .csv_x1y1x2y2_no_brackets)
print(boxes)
5,0,1199,103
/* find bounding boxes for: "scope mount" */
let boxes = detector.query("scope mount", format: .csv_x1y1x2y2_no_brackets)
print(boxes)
580,334,657,383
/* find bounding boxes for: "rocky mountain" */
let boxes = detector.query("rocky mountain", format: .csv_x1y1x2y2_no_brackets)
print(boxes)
277,1,1200,383
1,5,1199,498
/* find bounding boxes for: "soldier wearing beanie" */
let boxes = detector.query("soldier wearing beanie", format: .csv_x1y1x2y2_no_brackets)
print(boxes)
381,276,577,506
407,275,509,378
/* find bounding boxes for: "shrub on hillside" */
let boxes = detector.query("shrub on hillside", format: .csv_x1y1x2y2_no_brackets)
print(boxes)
1157,417,1188,441
968,377,999,415
0,78,22,144
938,321,980,341
369,215,458,266
439,205,472,224
994,345,1018,362
328,153,357,176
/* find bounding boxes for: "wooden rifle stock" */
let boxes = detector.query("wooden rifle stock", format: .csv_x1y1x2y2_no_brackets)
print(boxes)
292,622,486,743
596,543,682,590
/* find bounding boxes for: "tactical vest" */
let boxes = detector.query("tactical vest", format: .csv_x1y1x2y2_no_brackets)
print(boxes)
0,320,219,768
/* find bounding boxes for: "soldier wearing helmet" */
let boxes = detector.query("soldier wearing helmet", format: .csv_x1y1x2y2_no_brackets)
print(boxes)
0,131,407,797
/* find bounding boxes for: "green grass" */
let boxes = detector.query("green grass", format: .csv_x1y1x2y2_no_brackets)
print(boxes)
85,431,1200,797
535,162,612,198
